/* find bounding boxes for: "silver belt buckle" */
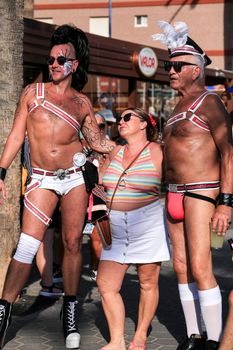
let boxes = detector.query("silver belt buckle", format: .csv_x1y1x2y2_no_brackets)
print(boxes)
54,169,69,180
169,184,178,192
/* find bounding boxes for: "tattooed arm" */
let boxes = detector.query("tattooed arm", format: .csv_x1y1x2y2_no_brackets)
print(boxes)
82,115,115,153
75,94,115,153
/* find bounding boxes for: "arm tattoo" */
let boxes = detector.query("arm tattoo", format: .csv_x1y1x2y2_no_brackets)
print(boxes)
82,117,114,153
74,93,115,153
73,95,85,109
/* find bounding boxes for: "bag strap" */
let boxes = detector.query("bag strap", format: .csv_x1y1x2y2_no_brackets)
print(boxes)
108,141,150,211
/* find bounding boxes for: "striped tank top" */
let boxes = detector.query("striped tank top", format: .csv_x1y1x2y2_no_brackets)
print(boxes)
102,145,161,205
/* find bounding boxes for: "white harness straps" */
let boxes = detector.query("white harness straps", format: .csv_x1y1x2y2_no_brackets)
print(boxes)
166,91,217,131
28,83,81,132
24,180,52,226
25,82,82,226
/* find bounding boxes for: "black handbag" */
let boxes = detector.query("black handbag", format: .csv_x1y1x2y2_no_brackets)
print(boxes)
81,161,99,193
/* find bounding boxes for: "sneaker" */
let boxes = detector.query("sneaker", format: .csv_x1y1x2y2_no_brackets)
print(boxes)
39,284,64,298
177,334,206,350
89,270,97,282
206,340,220,350
0,299,12,349
53,270,63,284
62,297,80,349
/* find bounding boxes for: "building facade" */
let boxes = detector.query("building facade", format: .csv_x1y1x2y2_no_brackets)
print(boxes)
25,1,233,124
33,0,233,71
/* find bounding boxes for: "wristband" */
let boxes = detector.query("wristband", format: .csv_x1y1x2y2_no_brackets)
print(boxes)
228,239,233,252
0,167,7,181
218,193,233,208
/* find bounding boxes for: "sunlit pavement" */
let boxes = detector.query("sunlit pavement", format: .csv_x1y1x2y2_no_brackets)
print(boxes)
4,225,233,350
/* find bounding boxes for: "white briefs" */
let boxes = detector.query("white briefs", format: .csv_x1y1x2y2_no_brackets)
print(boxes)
24,167,85,226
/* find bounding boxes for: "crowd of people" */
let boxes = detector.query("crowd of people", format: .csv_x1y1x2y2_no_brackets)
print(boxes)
0,20,232,350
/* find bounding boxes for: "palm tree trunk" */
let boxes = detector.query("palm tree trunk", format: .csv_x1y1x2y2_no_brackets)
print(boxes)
0,0,24,293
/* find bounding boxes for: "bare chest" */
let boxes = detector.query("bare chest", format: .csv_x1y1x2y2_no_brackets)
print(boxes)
165,118,206,140
28,91,85,132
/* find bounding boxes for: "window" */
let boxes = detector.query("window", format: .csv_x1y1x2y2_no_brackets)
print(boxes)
134,15,148,27
89,17,109,37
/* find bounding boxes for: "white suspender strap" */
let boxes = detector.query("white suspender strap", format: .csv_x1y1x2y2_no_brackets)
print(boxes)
166,113,186,126
36,83,44,99
42,100,81,131
188,91,217,113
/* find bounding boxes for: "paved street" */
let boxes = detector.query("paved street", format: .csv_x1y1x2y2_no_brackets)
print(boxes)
3,228,233,350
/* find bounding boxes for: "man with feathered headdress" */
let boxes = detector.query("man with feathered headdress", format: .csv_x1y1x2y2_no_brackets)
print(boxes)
152,21,233,350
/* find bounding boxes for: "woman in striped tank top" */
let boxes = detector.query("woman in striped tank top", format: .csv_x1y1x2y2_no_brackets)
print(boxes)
97,108,170,350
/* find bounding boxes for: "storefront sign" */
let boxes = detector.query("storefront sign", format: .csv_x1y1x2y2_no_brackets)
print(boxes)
133,47,158,78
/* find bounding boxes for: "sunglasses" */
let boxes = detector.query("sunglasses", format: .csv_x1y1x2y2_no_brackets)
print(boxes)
98,123,106,130
46,56,76,66
116,113,142,125
164,60,197,73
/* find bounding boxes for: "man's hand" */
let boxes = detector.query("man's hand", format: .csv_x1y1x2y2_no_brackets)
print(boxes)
211,205,232,235
0,180,7,205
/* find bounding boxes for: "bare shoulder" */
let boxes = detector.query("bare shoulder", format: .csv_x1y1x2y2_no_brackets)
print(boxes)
148,142,163,169
72,91,92,109
201,92,229,123
72,91,93,120
203,92,225,113
148,141,162,154
109,144,121,161
20,83,36,101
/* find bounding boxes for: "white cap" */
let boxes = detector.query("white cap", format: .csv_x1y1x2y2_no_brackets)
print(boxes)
98,109,116,123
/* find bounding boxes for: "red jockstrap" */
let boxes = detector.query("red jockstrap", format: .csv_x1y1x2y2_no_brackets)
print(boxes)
167,192,184,221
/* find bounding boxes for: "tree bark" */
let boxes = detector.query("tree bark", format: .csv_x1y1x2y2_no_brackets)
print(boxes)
0,0,24,293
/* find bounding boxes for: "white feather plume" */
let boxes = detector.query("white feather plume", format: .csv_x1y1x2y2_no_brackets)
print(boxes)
151,20,188,49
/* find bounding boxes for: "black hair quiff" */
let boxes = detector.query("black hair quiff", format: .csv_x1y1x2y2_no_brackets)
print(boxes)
50,24,89,91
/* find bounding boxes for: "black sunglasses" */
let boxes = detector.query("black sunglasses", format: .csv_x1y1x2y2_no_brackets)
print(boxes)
46,56,76,66
98,123,106,130
116,113,142,125
164,60,197,73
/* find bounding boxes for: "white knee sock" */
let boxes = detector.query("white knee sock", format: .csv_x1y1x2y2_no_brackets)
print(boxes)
198,286,222,341
178,283,202,337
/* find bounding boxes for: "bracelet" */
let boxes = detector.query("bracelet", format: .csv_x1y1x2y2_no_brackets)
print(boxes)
228,239,233,252
218,193,233,207
0,167,7,181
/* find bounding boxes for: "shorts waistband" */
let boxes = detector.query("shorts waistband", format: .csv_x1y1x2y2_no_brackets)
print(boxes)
32,167,81,180
168,181,220,193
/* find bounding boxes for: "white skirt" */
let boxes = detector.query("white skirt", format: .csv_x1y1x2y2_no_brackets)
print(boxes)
100,200,171,264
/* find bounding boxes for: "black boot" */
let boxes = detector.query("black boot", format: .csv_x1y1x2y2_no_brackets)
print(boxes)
177,334,207,350
62,296,80,349
206,340,220,350
0,299,12,349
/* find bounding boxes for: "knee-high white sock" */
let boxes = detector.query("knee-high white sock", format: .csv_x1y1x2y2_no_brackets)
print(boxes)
198,286,222,341
178,283,202,337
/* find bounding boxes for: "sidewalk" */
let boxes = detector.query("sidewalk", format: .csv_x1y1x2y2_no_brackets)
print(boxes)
3,229,233,350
